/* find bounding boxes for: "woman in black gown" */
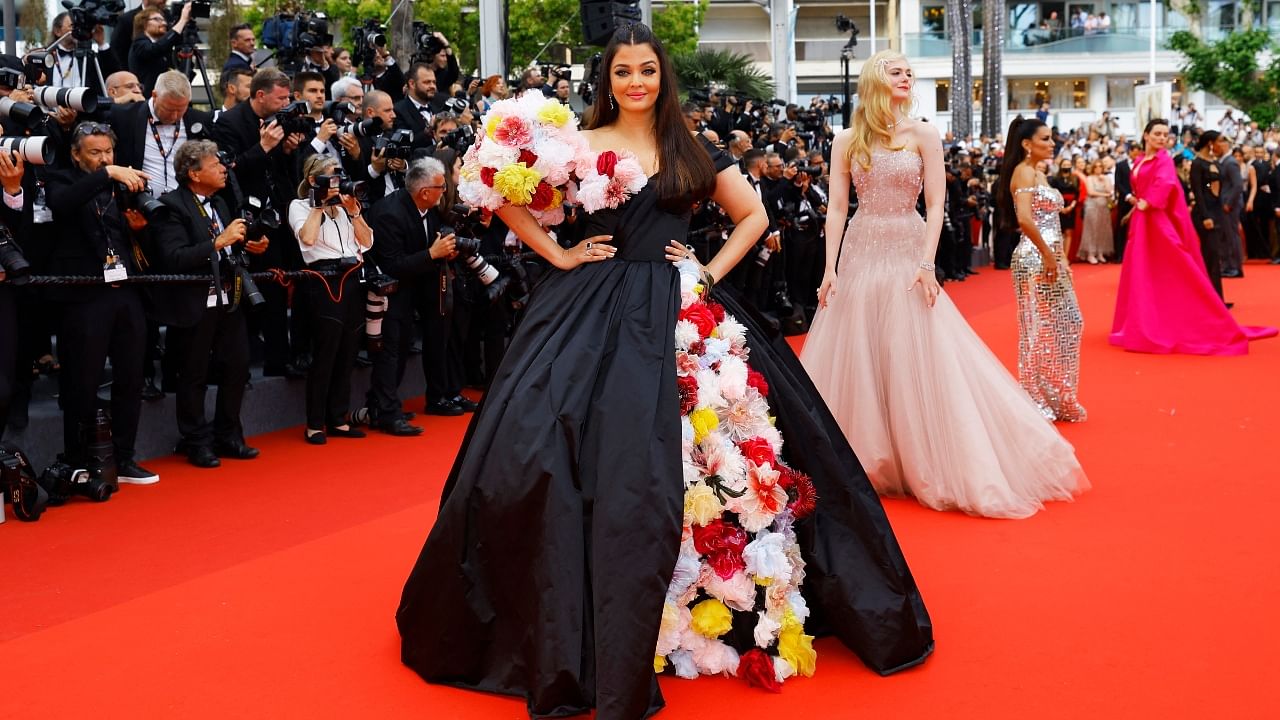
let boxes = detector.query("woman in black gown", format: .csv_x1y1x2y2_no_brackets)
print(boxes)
397,24,934,719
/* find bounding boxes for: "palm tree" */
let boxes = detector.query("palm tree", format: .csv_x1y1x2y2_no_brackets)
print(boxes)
949,0,973,139
671,48,774,100
981,0,1004,139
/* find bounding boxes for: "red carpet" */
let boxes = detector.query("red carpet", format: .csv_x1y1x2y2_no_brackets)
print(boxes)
3,263,1279,718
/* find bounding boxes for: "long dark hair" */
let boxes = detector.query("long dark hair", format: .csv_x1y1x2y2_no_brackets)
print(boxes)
432,147,460,211
587,23,716,209
995,115,1046,231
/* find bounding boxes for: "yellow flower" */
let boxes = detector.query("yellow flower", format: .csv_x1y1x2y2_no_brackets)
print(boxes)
537,101,572,127
654,655,667,673
777,611,816,677
684,483,723,526
689,407,719,444
484,113,502,138
754,576,772,587
690,598,733,638
492,163,543,205
549,187,564,209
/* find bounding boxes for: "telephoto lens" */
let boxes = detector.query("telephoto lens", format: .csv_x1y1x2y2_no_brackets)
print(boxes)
32,85,99,113
344,116,383,138
365,292,389,353
0,97,45,131
0,135,55,165
0,226,32,284
82,409,119,498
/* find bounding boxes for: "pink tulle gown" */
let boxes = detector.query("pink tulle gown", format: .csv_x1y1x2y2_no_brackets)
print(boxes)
800,149,1088,519
1109,150,1276,355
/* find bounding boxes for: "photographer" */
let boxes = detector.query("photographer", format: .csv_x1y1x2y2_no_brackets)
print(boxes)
111,0,166,69
780,161,828,313
212,68,307,379
44,121,158,484
290,154,372,444
301,45,341,97
368,46,405,103
0,150,25,439
359,90,408,204
422,31,460,96
393,63,437,151
128,1,193,96
105,71,146,104
108,70,210,195
152,140,264,468
360,156,457,434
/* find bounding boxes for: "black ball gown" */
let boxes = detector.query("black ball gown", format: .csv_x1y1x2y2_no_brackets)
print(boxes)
397,138,934,719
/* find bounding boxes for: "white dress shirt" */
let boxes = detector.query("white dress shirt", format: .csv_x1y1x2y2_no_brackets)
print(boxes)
289,198,369,264
142,98,188,194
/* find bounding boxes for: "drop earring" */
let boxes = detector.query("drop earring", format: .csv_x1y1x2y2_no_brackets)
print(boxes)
609,93,616,110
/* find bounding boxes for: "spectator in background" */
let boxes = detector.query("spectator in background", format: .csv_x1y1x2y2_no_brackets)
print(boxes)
1036,101,1050,123
111,0,165,68
333,48,356,78
214,67,254,123
222,24,256,75
129,1,193,96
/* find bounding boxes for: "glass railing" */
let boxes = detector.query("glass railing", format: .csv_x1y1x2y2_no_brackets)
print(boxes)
901,25,1272,57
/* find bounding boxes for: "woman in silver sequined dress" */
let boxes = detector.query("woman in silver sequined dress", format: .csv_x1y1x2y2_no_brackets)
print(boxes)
995,117,1087,423
801,52,1088,519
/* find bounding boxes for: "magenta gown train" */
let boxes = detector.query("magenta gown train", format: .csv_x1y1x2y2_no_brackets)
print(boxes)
800,149,1088,520
1109,149,1276,355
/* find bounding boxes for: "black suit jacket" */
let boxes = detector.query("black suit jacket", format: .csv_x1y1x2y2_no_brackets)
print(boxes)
150,185,233,327
111,8,142,68
210,101,296,210
221,52,254,75
45,167,143,302
371,64,406,102
129,32,180,96
107,100,214,177
393,97,435,152
365,189,443,318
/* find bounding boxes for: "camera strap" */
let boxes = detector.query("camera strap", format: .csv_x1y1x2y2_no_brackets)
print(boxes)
195,196,234,311
148,116,182,191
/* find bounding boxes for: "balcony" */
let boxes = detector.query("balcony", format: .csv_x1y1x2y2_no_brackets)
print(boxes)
901,25,1273,57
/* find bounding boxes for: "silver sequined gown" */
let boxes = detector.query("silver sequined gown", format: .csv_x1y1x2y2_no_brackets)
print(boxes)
801,149,1088,519
1012,185,1087,422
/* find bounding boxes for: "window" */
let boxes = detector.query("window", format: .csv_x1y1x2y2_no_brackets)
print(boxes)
1008,3,1041,47
937,80,984,113
1269,2,1280,31
923,4,946,38
1007,77,1089,110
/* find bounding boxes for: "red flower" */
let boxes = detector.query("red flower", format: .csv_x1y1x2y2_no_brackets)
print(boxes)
680,303,718,339
738,437,776,469
677,374,699,415
707,302,725,323
746,369,769,397
519,148,539,166
787,471,818,520
692,519,749,579
739,648,783,692
528,182,556,211
480,167,496,187
596,150,618,177
688,340,706,356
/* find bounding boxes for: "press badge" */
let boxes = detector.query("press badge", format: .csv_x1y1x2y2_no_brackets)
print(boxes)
103,253,128,283
206,284,228,307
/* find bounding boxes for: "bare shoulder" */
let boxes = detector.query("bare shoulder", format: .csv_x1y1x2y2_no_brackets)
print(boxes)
909,120,941,150
1010,162,1038,190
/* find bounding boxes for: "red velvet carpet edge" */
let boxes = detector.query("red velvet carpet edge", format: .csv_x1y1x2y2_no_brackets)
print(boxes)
2,263,1278,719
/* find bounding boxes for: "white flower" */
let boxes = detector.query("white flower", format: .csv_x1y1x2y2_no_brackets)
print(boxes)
531,138,575,186
702,337,731,365
680,290,698,309
694,368,723,409
681,457,700,487
700,431,747,489
655,601,683,656
575,173,610,212
532,204,565,227
476,139,519,168
703,570,756,611
717,317,747,346
458,180,504,211
774,655,797,681
669,650,699,679
678,261,701,293
691,639,740,676
753,611,782,648
787,589,811,622
717,355,748,401
674,320,700,351
667,540,702,601
743,531,793,586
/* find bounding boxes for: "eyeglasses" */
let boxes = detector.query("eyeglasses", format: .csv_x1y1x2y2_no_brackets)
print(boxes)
74,122,112,136
425,184,446,190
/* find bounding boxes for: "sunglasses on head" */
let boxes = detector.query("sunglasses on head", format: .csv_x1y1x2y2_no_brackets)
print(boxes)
74,122,111,136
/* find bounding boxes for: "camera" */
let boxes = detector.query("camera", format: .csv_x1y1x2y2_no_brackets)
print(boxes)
42,410,119,504
274,100,313,135
0,224,32,285
62,0,124,43
31,85,100,113
443,203,499,285
309,173,366,207
361,263,397,353
240,204,281,242
226,251,265,307
0,96,46,131
1,442,48,521
350,18,388,75
342,115,383,138
170,0,210,20
410,21,444,64
324,100,356,125
296,13,333,51
373,128,414,160
438,124,475,154
261,11,331,73
795,164,823,179
0,128,51,163
443,96,468,115
116,183,168,220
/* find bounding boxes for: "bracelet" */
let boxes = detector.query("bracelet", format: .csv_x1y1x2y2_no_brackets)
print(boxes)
919,261,935,272
350,213,362,220
700,270,716,293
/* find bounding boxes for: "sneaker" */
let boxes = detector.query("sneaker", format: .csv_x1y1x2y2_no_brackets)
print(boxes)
118,461,160,485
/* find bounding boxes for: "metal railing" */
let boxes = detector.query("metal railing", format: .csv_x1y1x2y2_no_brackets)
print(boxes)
901,25,1276,57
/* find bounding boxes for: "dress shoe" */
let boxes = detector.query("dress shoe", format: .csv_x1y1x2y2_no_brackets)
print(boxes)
1270,257,1280,265
188,446,221,468
141,379,164,402
451,395,479,412
214,441,260,460
327,425,367,438
305,429,327,445
376,417,424,436
425,398,465,416
1222,269,1242,278
117,461,160,485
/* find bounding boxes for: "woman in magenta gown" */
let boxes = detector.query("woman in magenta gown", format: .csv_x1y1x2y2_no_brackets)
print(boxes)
1109,119,1276,355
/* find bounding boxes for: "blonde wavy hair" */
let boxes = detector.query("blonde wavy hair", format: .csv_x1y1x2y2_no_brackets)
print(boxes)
846,50,915,170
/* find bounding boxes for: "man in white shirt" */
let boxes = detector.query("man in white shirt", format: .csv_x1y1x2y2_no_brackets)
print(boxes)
108,71,212,196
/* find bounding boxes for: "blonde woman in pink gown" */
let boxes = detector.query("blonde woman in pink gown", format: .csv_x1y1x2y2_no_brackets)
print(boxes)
799,51,1088,519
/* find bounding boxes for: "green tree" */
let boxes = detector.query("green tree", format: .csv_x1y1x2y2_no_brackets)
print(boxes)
506,0,583,73
19,0,49,49
416,0,480,75
653,0,708,56
1169,28,1280,127
671,48,773,100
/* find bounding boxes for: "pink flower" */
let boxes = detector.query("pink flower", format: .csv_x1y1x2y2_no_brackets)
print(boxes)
603,178,628,207
493,116,533,147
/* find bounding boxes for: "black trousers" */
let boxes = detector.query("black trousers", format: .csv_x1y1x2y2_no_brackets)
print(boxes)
303,270,363,430
169,303,250,449
1194,219,1226,300
993,227,1018,269
58,289,146,463
784,229,823,308
421,286,463,404
0,285,15,438
953,216,974,274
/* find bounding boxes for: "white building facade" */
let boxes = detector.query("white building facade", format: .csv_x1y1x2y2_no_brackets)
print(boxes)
677,0,1280,136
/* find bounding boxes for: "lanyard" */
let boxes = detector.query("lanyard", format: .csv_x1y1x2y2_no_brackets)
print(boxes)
149,117,181,189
